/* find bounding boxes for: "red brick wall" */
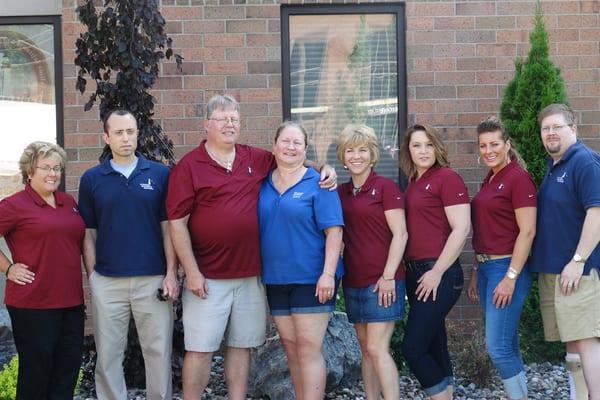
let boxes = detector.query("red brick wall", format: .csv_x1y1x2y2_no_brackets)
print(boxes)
60,0,600,323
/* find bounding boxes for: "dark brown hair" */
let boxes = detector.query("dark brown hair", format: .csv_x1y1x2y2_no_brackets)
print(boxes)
399,124,449,179
477,116,526,167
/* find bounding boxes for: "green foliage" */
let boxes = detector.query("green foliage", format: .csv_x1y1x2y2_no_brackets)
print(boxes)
499,1,567,185
74,0,182,165
0,356,83,399
0,356,18,400
343,15,371,125
519,279,564,363
500,2,566,364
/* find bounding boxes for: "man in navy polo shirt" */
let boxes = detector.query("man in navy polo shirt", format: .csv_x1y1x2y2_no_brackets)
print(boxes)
78,109,179,400
530,103,600,400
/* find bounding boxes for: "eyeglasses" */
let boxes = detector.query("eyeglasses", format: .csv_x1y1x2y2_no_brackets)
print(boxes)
36,166,63,173
541,124,571,133
208,117,240,126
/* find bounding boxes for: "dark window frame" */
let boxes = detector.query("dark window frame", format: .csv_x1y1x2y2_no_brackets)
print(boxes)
280,3,407,186
0,15,64,149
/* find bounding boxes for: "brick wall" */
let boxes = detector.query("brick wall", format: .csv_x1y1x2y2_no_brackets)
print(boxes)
60,0,600,323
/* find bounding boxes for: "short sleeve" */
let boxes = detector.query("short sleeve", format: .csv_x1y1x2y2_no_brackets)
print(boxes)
511,170,537,209
78,173,97,229
574,156,600,209
313,187,344,231
0,197,18,236
166,158,196,220
250,146,276,177
440,169,469,207
381,179,405,211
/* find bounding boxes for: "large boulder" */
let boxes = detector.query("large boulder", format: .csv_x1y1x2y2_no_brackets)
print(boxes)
248,312,361,399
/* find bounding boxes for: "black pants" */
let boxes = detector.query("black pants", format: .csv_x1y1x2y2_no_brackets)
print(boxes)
401,259,463,395
7,305,84,400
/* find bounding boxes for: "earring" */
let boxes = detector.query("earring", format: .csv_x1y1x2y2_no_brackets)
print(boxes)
476,156,481,166
343,165,348,170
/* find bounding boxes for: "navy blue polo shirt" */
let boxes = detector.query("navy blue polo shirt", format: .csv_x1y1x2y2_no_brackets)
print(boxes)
78,153,169,277
530,140,600,275
258,168,344,284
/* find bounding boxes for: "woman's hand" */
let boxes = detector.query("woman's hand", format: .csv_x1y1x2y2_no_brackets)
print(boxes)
316,272,335,304
467,270,479,303
6,263,35,285
374,277,396,307
492,276,516,308
416,269,442,302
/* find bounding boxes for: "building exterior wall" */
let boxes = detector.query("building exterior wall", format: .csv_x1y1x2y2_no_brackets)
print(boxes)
58,0,600,322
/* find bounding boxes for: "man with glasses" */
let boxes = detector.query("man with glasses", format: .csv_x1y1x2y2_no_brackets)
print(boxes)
78,109,178,400
167,94,336,399
530,103,600,400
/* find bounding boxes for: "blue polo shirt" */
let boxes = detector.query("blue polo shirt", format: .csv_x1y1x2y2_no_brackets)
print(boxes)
258,168,344,284
78,153,169,277
530,140,600,275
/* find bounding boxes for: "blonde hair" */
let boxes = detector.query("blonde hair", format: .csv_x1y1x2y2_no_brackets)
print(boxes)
336,124,380,166
399,124,449,179
19,141,67,183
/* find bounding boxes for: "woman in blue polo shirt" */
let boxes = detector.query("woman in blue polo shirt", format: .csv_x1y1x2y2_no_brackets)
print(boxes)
258,121,343,400
0,141,85,400
467,117,536,400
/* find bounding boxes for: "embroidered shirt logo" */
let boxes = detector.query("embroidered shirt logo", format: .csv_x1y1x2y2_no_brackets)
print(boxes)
248,167,253,175
458,192,465,197
497,183,505,190
425,184,432,191
528,194,535,198
371,189,376,196
556,172,567,183
292,192,304,199
73,206,79,213
140,178,154,190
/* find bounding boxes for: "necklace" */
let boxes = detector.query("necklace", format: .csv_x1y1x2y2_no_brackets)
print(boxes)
352,185,362,196
206,145,235,173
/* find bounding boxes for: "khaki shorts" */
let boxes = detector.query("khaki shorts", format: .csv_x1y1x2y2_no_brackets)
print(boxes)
182,276,267,352
539,269,600,342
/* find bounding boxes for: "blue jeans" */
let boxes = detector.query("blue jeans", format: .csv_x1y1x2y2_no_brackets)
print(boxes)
402,259,463,396
478,257,532,399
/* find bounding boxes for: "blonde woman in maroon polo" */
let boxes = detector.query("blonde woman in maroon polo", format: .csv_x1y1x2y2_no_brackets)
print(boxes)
399,124,470,400
0,142,85,400
336,124,407,400
467,117,536,400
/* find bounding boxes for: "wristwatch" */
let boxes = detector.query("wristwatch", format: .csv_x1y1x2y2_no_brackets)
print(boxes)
572,253,587,263
506,267,519,280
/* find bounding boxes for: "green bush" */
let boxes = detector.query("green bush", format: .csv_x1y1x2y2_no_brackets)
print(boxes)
0,356,18,400
0,355,83,400
500,1,567,365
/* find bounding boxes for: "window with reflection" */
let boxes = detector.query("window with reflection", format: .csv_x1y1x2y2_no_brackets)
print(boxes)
282,4,406,183
0,16,63,201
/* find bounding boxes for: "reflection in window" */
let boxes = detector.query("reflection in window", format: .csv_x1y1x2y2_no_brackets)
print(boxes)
283,8,405,182
0,23,57,200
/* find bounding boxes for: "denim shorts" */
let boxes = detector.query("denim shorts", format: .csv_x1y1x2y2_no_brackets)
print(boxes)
343,280,406,324
266,281,339,316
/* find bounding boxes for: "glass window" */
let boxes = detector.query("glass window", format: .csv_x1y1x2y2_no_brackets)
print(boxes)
0,16,63,200
282,4,407,183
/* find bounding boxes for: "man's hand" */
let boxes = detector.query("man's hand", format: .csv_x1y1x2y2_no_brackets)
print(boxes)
187,271,209,299
560,261,584,296
162,271,180,300
319,164,337,191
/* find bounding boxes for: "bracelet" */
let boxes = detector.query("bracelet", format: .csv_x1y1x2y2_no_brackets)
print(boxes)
382,275,395,281
5,263,14,277
508,267,520,276
323,271,335,278
472,265,479,271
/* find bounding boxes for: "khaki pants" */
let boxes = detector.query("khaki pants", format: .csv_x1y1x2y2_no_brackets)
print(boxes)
90,273,173,400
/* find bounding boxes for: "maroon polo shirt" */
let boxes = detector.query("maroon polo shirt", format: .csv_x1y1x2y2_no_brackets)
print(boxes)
471,162,537,255
404,167,469,261
338,172,406,288
0,185,85,309
166,141,275,279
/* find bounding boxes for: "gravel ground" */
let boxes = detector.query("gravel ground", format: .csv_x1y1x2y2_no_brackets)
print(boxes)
73,357,571,400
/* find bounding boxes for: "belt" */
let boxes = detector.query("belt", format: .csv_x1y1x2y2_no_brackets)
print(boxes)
405,259,437,271
475,254,512,263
